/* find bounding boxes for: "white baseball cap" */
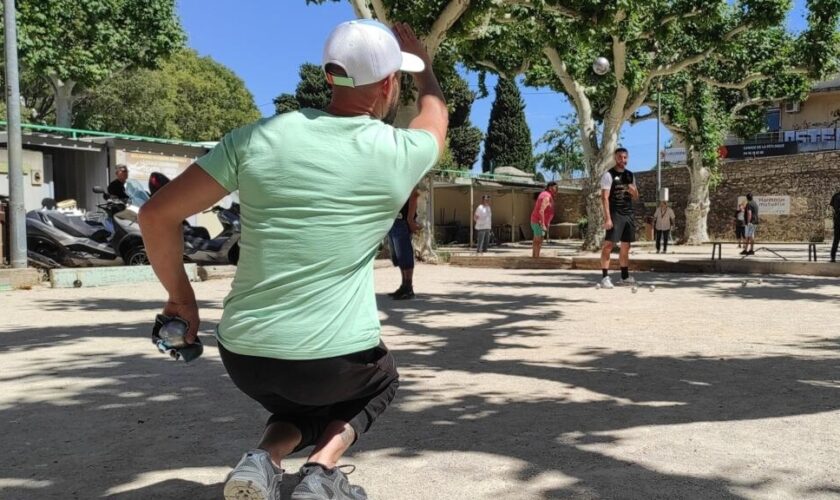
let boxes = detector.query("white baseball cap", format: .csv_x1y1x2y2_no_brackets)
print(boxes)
322,19,425,88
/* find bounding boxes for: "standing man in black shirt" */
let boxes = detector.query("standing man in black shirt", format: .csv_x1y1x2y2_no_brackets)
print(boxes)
830,190,840,262
107,164,130,201
598,148,639,288
741,193,760,256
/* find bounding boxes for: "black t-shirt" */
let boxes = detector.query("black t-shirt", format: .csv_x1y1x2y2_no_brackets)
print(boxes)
830,192,840,218
606,167,635,216
107,179,128,201
746,200,759,225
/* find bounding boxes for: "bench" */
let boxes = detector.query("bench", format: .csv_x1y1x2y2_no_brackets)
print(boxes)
708,241,819,261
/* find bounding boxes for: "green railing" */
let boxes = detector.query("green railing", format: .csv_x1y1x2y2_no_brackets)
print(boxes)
0,121,208,147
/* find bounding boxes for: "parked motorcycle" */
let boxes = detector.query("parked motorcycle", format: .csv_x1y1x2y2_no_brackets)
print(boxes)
92,186,149,265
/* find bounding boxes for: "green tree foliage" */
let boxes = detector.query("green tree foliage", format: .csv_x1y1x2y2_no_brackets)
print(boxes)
438,63,482,169
11,0,185,127
273,94,301,114
535,114,586,179
648,17,839,244
273,63,331,113
295,63,333,110
457,0,840,248
74,49,261,142
482,78,534,173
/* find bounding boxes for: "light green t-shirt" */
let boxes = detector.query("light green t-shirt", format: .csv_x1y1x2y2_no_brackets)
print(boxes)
197,109,439,360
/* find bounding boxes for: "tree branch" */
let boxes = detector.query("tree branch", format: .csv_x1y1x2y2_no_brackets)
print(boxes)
500,0,582,19
697,73,768,89
628,111,658,125
350,0,373,19
475,60,530,79
544,47,599,158
369,0,391,24
636,8,702,39
425,0,470,58
649,23,752,79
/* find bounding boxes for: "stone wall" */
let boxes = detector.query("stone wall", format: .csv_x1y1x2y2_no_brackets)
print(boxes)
634,150,840,242
555,191,584,223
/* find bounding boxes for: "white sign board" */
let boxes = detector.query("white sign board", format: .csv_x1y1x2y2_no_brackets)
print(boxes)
661,148,686,164
754,195,790,215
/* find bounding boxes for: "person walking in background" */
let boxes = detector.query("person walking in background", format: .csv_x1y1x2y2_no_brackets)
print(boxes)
474,195,492,254
653,200,675,254
734,202,746,248
742,193,759,256
530,181,558,258
830,190,840,262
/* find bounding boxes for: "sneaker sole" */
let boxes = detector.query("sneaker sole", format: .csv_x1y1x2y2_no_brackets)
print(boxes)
224,479,269,500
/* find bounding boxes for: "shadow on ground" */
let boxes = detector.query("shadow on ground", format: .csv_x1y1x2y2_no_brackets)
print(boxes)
1,272,839,499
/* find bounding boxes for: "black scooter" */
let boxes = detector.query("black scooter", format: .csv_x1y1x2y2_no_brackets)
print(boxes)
148,172,241,265
25,197,118,268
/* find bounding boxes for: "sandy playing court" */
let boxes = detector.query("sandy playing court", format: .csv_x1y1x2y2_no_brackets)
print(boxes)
2,264,840,499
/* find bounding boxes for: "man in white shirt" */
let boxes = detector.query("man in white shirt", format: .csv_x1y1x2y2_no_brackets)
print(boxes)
474,195,492,253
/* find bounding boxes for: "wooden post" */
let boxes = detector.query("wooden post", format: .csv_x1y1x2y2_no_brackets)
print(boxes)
511,188,516,243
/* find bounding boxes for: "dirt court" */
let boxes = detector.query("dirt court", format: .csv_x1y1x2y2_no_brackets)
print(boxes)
2,263,840,499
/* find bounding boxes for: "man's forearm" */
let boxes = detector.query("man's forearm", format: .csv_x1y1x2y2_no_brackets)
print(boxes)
602,197,611,221
139,213,194,303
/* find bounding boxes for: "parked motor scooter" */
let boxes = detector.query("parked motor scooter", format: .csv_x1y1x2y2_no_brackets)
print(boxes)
147,172,241,265
25,197,118,268
91,186,149,265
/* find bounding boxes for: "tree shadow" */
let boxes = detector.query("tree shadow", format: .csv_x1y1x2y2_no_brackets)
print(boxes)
2,273,840,499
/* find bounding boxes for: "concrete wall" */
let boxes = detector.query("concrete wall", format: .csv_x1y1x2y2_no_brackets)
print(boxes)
0,149,52,211
635,150,840,242
781,92,840,130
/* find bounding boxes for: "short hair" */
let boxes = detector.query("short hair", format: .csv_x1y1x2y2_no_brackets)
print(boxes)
546,181,557,190
615,147,628,154
115,164,128,173
746,193,753,201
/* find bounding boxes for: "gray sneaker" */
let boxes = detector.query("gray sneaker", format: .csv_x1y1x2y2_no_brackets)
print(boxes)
224,450,282,500
599,276,615,289
291,463,367,500
617,276,637,286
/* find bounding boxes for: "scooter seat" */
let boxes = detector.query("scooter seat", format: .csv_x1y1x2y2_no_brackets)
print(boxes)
44,211,107,239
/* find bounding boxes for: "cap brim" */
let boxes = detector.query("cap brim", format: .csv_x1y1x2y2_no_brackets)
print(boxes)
400,52,425,73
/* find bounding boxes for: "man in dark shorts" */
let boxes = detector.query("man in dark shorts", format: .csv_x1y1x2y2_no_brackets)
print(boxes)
598,147,639,288
741,193,759,256
388,188,420,300
139,20,447,500
830,190,840,262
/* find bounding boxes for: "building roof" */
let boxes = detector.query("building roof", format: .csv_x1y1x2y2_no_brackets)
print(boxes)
492,166,534,178
812,74,840,93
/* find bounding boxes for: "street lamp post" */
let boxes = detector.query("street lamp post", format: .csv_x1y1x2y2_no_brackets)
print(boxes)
656,89,662,200
4,0,26,268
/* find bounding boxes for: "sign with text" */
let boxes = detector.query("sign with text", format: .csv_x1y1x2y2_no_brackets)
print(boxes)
755,195,791,215
719,142,798,159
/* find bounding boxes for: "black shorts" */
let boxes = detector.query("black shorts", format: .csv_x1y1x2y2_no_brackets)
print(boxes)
605,212,635,243
219,341,399,452
735,225,745,239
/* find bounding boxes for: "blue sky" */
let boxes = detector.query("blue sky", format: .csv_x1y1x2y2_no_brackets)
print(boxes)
177,1,810,173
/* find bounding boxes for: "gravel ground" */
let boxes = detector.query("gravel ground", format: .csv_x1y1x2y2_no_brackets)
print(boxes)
2,264,840,499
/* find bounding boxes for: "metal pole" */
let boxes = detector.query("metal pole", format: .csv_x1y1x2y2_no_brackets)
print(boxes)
469,182,474,249
511,188,516,243
4,0,26,268
656,90,662,199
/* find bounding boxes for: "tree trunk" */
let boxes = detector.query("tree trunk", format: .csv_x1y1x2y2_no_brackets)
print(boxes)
684,149,711,245
50,77,76,128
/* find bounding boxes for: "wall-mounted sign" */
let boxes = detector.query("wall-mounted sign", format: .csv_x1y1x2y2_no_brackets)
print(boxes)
719,142,799,159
